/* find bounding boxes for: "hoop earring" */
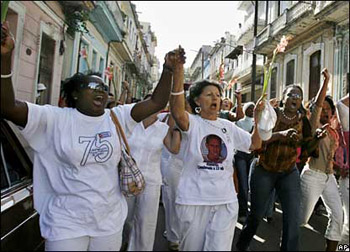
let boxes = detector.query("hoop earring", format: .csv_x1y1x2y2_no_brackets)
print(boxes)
195,106,201,114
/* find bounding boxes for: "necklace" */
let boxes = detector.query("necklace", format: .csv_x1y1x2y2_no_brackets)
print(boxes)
201,117,227,133
281,109,297,121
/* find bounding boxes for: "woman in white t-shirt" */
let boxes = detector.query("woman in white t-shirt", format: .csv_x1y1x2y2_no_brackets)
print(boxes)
169,47,264,251
1,23,185,251
123,95,181,251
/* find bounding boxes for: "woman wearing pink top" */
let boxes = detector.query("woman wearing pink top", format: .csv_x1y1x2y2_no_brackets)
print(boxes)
336,92,349,246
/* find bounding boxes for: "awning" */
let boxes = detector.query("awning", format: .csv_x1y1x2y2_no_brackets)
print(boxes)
89,1,124,42
225,46,243,60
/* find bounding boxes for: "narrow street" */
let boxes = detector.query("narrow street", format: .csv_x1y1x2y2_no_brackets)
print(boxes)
153,201,329,251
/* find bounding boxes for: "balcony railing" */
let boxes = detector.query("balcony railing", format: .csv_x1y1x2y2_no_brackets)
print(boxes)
255,1,314,54
237,14,266,44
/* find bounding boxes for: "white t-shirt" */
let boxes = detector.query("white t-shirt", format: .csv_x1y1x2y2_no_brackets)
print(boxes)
128,120,169,185
176,113,251,205
20,102,136,241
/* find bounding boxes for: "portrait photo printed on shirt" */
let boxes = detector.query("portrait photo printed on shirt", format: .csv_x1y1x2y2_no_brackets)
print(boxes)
198,134,227,170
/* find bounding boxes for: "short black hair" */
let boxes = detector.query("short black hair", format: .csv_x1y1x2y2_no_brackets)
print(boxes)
324,95,335,115
206,134,222,144
189,79,223,114
61,71,102,108
308,95,335,115
279,84,307,117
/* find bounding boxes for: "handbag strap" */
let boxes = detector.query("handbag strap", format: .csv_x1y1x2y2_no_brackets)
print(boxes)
110,109,131,154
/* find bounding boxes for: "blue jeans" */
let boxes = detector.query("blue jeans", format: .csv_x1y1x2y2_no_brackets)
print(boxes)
237,162,301,251
265,189,276,218
234,151,254,217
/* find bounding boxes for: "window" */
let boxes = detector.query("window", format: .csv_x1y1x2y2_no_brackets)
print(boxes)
78,40,89,74
92,50,98,72
99,57,105,78
270,67,277,98
1,120,32,192
309,50,321,100
280,1,292,14
286,59,295,86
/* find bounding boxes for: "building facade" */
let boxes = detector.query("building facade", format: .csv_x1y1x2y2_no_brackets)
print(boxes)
4,1,159,106
254,1,349,102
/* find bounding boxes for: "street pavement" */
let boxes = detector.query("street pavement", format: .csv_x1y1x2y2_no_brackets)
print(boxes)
153,201,329,251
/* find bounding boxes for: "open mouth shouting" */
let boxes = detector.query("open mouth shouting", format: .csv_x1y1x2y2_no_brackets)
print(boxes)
93,95,105,107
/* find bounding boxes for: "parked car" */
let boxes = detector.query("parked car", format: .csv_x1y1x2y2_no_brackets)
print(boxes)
1,119,44,251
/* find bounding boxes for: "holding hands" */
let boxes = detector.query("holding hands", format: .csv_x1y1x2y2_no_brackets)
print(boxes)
164,46,186,74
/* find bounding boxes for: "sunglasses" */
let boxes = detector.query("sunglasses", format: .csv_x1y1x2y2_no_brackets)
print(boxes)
287,93,302,99
80,82,109,92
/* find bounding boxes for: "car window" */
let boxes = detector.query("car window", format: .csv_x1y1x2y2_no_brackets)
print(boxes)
1,120,32,194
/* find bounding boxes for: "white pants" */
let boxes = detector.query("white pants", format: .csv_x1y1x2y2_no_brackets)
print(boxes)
45,231,122,251
125,184,161,251
176,202,238,251
162,157,183,243
339,176,349,245
300,168,343,241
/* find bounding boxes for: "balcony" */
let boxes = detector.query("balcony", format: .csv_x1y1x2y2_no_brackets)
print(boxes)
254,2,317,55
237,14,266,45
89,1,125,42
237,1,252,11
232,62,264,84
314,1,349,23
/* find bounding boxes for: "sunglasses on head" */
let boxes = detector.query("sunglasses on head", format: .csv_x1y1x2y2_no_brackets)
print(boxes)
80,82,109,92
287,93,302,99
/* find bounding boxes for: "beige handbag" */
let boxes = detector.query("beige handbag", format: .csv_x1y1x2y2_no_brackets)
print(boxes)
110,110,145,197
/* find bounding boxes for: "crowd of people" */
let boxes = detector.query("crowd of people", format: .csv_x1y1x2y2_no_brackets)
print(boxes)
1,21,349,251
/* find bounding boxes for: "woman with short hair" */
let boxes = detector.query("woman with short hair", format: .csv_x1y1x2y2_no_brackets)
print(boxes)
169,47,264,251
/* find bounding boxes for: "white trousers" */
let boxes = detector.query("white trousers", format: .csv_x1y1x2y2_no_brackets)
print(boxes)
125,184,161,251
300,168,343,241
162,157,183,243
176,202,238,251
339,176,349,245
45,230,122,251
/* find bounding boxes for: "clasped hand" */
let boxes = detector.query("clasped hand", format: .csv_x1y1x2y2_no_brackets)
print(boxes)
164,46,186,72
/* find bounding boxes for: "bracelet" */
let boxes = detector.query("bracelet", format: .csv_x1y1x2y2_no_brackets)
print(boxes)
163,64,174,73
171,90,184,96
1,72,13,79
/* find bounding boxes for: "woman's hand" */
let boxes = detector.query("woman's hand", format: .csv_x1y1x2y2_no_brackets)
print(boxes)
315,123,329,139
163,46,186,73
1,21,15,56
279,128,300,142
253,94,266,123
321,68,330,82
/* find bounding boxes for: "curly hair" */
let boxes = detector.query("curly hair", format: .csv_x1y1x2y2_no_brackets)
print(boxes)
188,80,223,114
61,71,102,108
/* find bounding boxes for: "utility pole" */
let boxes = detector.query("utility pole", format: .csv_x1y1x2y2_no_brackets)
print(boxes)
251,0,258,102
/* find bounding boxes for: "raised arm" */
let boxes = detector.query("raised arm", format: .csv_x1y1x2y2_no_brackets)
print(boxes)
1,22,28,127
249,95,264,150
131,48,185,122
309,68,330,129
163,114,181,154
169,46,189,131
228,90,243,122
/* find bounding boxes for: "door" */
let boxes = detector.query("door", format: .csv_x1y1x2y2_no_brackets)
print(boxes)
36,33,55,105
309,50,321,100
